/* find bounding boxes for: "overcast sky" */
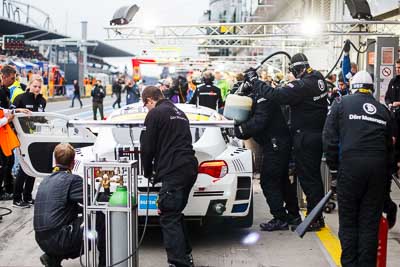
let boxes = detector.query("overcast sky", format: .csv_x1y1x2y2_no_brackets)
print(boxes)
23,0,210,69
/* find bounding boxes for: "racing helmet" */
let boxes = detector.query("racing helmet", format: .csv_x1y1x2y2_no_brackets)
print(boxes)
350,70,374,93
289,53,310,78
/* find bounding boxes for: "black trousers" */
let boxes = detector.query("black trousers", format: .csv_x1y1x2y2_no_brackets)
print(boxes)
260,138,299,220
92,102,104,120
338,156,385,267
0,149,14,194
35,214,106,266
71,94,83,107
113,93,121,109
293,131,325,214
13,167,35,202
158,179,195,267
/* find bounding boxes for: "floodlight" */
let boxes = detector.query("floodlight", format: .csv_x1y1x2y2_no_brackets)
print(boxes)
345,0,372,20
110,5,139,26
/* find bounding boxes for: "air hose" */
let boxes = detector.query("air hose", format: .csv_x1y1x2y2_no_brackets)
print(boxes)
0,207,12,221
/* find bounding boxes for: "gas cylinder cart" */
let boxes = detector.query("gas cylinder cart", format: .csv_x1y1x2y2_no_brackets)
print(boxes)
295,158,336,213
83,160,139,267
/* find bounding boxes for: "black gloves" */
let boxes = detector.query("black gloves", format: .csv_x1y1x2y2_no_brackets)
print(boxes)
239,81,253,96
238,67,259,96
244,67,258,84
234,123,245,139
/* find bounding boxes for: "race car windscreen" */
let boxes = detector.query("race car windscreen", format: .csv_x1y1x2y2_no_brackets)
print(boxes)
109,112,210,145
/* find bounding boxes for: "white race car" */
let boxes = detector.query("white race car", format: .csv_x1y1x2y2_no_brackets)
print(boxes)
13,103,254,227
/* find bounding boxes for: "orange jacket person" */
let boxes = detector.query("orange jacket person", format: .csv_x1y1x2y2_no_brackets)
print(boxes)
0,108,31,156
0,108,18,157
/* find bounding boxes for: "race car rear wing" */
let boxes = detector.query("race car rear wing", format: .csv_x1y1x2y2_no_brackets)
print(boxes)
68,119,235,128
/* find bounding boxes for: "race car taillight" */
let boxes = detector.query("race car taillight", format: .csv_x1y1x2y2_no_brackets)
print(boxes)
198,160,228,179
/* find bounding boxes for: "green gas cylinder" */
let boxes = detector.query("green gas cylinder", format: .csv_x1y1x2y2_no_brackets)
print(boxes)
109,186,135,267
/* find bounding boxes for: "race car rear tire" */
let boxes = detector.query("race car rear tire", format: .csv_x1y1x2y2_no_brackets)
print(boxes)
231,197,253,228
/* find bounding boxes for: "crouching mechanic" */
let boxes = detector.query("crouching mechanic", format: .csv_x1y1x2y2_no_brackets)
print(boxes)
140,86,198,267
233,86,301,231
34,143,105,267
323,71,393,267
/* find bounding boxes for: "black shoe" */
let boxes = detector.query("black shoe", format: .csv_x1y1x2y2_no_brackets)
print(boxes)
186,253,194,267
287,214,302,226
260,218,289,231
307,217,325,232
386,200,397,229
24,198,35,205
40,253,62,267
13,200,31,208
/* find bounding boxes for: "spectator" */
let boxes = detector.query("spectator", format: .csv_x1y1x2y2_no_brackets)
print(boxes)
384,59,400,227
274,72,285,86
124,80,140,105
34,143,105,266
0,65,16,200
91,80,105,120
214,70,230,101
230,73,244,95
260,70,273,85
112,78,123,108
189,71,223,111
16,73,27,91
12,75,46,208
169,76,187,104
158,78,172,99
328,78,349,106
0,107,28,166
385,59,400,109
327,73,337,85
9,73,25,103
71,80,83,108
185,73,197,103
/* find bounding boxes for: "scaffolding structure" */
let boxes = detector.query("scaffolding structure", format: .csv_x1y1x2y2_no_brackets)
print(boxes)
104,21,400,48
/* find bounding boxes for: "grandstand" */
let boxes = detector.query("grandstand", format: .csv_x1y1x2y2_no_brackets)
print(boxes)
0,0,133,97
